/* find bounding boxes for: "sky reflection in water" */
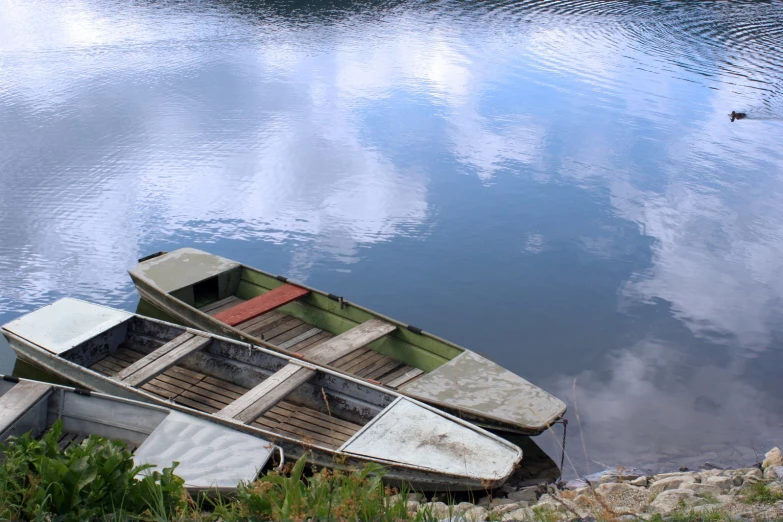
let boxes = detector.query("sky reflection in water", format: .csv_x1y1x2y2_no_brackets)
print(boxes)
1,0,782,474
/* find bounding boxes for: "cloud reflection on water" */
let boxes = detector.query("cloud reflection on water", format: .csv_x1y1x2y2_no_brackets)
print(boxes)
1,0,783,473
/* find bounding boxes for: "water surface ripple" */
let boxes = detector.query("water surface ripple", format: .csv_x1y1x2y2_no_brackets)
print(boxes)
1,0,783,475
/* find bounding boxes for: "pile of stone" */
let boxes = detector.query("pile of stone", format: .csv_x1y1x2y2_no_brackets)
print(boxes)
397,447,783,521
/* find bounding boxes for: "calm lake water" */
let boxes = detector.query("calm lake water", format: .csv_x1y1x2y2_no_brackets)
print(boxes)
2,0,783,476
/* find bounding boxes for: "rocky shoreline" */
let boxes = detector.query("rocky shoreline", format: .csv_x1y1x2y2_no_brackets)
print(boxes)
395,448,783,521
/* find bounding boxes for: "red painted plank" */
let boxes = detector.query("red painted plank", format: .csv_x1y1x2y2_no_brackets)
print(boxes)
214,285,310,327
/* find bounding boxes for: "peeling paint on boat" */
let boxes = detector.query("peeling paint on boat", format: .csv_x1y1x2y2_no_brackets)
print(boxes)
400,351,567,430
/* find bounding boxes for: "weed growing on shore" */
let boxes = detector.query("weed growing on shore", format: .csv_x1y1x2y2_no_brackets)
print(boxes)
0,420,187,521
740,481,783,505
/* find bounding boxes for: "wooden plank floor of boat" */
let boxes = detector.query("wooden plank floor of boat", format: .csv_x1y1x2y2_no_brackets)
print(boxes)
199,297,423,387
91,347,362,449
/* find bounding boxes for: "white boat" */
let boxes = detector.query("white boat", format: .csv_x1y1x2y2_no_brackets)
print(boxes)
0,374,277,494
2,298,523,490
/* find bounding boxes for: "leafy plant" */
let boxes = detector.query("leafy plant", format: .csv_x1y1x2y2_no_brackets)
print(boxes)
0,420,188,521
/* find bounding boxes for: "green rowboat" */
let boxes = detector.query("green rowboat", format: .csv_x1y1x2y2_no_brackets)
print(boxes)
129,248,566,435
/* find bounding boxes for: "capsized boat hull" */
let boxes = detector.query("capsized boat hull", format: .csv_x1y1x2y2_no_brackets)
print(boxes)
129,248,567,435
3,299,523,491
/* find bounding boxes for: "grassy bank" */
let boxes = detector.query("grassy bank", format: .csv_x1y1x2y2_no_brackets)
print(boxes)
3,424,782,521
0,422,439,521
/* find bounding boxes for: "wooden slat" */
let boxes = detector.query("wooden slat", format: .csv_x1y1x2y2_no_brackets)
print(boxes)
305,319,396,364
215,363,315,423
214,284,310,327
118,335,211,387
290,332,333,353
267,323,316,345
115,333,194,381
341,350,385,373
386,368,425,389
278,327,322,350
236,311,285,334
0,381,52,434
357,356,401,379
257,317,302,341
200,296,243,314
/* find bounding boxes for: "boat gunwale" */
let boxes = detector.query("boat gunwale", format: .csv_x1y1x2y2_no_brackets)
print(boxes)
0,372,278,495
1,308,523,485
131,258,567,432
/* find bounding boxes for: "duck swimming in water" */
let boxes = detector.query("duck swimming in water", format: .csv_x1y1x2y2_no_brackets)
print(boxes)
730,111,746,122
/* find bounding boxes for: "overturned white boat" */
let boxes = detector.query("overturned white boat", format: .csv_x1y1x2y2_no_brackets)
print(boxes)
2,298,523,490
0,374,277,494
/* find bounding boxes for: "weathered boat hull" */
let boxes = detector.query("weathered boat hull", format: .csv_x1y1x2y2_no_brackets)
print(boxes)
129,248,567,435
3,299,523,491
0,374,276,495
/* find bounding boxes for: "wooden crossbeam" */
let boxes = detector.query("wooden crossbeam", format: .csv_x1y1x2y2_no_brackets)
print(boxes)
0,381,52,434
215,319,396,424
116,333,211,387
305,319,396,364
214,284,310,327
215,363,315,424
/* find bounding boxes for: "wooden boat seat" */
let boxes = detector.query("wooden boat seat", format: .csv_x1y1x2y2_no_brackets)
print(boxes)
115,333,211,387
212,318,396,424
305,319,396,364
0,381,52,434
213,285,310,327
91,347,362,449
215,363,315,423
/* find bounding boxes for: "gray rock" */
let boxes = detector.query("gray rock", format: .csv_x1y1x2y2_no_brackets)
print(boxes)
593,482,649,510
763,447,783,470
453,502,476,515
463,506,488,522
715,494,733,505
491,503,523,516
691,504,724,515
628,476,649,487
683,483,722,497
648,489,697,514
489,498,517,508
508,487,538,503
649,475,696,494
502,507,534,521
703,476,732,493
652,472,699,482
409,492,425,502
406,500,420,513
767,482,783,496
583,467,645,485
422,501,450,519
744,468,762,480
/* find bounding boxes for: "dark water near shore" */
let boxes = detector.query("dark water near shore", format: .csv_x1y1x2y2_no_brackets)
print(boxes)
2,0,783,477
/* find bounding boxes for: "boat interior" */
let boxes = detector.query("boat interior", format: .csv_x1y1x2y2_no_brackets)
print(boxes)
0,376,277,489
171,263,464,382
60,317,401,449
0,376,167,452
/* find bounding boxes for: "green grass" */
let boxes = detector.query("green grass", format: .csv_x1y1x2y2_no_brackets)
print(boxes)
740,481,783,505
0,423,448,521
